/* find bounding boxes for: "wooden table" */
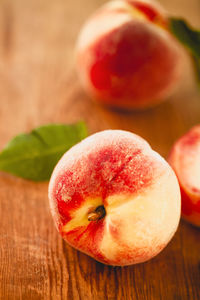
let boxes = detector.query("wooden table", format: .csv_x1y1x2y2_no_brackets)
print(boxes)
0,0,200,299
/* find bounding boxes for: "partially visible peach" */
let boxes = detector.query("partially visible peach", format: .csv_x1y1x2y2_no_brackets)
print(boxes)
169,125,200,227
76,0,182,110
49,130,181,266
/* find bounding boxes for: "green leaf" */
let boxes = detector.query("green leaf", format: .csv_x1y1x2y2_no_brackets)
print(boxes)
169,18,200,84
169,18,200,57
0,122,87,181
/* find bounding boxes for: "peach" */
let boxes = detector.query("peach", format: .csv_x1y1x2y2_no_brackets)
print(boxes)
49,130,181,266
76,0,182,110
169,125,200,227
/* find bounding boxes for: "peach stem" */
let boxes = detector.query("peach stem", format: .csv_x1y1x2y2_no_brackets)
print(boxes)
88,206,106,221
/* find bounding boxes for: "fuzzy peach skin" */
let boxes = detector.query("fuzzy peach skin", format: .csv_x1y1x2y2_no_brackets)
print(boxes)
49,130,181,266
169,125,200,227
76,0,182,110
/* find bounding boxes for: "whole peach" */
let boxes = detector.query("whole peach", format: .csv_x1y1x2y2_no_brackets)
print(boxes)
76,0,182,110
169,125,200,227
49,130,181,266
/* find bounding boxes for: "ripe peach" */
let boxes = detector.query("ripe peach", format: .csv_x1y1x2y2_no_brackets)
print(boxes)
76,0,182,110
49,130,181,266
169,125,200,227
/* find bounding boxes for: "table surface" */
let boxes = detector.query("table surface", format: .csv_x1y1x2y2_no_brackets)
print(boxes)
0,0,200,299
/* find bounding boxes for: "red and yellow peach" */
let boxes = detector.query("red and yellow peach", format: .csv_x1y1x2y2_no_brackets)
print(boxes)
49,130,181,266
76,0,182,110
169,125,200,227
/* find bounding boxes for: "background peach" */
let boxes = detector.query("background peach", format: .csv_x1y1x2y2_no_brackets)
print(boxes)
169,125,200,227
76,0,183,110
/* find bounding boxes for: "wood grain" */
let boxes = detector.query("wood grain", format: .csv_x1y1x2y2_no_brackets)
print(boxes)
0,0,200,299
